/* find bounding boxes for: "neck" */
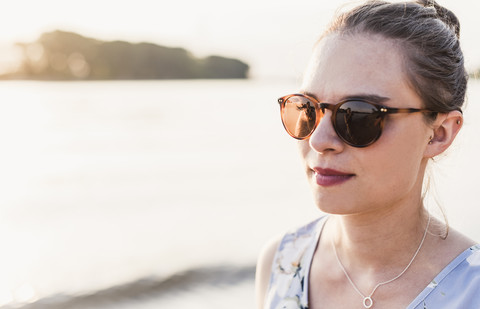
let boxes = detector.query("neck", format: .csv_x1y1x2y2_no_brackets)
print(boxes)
328,199,429,272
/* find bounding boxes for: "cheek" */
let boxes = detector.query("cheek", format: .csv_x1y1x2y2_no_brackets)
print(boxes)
297,140,310,161
361,138,426,198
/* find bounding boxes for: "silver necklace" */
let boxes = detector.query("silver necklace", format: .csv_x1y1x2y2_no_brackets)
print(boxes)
332,214,431,309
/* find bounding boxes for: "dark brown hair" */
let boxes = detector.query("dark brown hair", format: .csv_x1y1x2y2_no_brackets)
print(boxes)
320,0,467,118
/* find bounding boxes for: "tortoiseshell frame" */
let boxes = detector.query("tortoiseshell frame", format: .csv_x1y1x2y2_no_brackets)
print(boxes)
278,93,436,148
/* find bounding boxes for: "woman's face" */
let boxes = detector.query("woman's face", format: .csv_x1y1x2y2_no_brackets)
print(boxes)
298,33,433,216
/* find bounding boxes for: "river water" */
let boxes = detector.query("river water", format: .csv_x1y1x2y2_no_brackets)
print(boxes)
0,79,478,308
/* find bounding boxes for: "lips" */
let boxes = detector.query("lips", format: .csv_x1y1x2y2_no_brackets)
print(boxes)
312,167,355,187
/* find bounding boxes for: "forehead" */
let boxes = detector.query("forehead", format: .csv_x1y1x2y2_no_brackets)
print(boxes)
301,33,413,102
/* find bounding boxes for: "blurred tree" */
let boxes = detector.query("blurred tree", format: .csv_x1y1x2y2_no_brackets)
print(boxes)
5,30,249,80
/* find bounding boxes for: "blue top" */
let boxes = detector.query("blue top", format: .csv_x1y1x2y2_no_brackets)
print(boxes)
265,216,480,309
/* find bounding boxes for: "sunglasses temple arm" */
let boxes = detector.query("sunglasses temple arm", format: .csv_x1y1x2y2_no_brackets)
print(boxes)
382,107,435,114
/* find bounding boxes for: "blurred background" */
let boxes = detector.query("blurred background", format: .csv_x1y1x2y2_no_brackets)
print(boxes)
0,1,479,308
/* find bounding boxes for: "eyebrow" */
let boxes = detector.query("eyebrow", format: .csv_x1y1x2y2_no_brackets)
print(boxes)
300,91,390,104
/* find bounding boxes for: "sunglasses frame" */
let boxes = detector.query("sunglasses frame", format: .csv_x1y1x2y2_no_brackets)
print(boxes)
278,93,436,147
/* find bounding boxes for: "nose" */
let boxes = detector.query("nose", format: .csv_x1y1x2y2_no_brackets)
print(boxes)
308,110,345,154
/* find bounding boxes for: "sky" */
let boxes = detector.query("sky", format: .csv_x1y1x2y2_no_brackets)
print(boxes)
0,0,479,79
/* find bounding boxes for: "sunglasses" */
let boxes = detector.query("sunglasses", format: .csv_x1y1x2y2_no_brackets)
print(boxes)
278,93,436,148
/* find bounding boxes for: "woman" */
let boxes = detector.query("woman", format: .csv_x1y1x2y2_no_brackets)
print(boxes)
256,1,480,308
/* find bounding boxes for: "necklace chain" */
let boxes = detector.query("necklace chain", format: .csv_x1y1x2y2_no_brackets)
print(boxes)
332,214,431,309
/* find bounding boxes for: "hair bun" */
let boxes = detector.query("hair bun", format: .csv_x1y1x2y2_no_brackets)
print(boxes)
418,0,460,38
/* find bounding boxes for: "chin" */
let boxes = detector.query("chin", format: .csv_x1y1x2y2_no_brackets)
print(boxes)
311,190,362,215
312,195,348,215
315,204,354,215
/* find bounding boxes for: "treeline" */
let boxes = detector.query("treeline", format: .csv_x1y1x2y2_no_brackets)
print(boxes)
3,30,249,80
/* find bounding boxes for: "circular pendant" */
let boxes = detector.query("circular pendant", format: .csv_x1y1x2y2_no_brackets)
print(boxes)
363,296,373,308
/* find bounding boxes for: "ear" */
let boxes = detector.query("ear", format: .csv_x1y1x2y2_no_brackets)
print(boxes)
424,111,463,158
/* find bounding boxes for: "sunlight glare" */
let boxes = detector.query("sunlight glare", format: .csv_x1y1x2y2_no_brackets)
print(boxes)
68,52,90,78
0,287,13,307
0,45,23,75
13,283,38,304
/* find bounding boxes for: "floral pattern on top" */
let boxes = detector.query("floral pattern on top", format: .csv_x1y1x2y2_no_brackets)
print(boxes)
265,218,325,309
264,217,480,309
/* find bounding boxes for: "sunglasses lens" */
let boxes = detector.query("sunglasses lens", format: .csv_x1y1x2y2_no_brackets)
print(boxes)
281,96,318,139
282,96,317,139
334,101,383,147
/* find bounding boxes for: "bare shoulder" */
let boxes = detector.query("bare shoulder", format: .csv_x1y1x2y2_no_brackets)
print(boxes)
255,235,282,309
428,224,476,265
444,226,476,251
